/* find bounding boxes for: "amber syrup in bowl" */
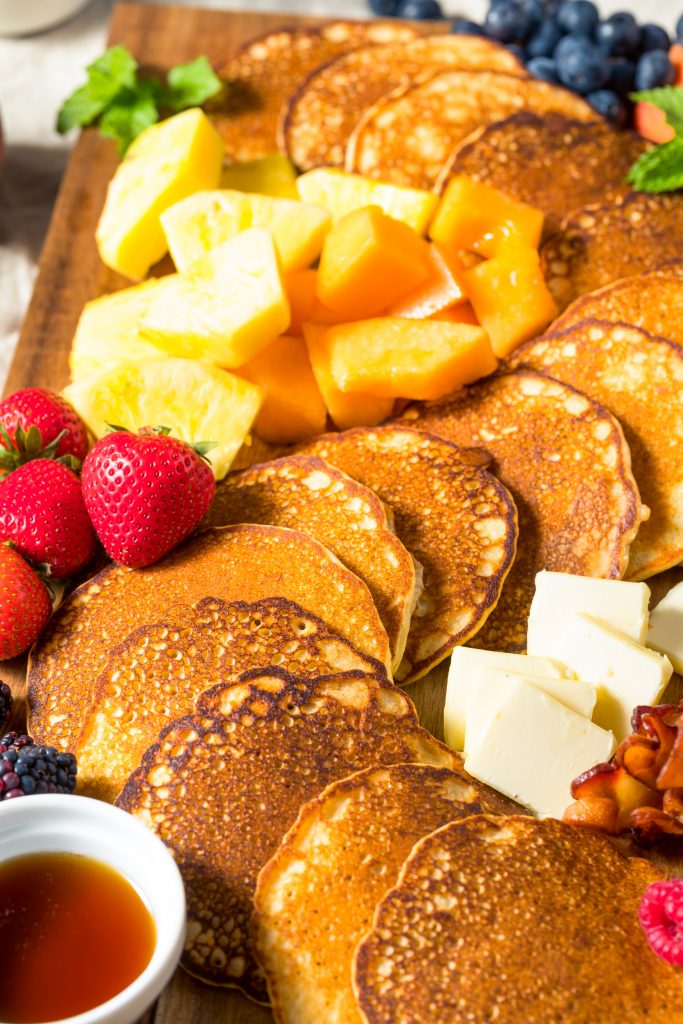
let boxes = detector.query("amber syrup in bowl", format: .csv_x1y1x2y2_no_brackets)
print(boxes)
0,851,156,1023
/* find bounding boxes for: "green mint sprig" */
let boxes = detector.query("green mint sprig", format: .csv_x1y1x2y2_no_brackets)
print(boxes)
56,45,221,156
627,86,683,193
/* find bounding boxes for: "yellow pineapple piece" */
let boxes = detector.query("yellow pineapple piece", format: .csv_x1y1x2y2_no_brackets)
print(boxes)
96,108,224,280
296,168,438,235
220,154,298,198
63,358,262,480
161,189,330,273
139,228,290,368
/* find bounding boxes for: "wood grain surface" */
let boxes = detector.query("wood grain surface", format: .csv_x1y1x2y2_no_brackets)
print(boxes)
4,4,683,1023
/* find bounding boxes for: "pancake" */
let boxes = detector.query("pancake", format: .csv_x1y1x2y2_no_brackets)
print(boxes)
551,263,683,344
204,455,419,673
346,69,597,191
254,764,518,1024
541,191,683,312
510,320,683,580
401,372,644,652
437,113,648,237
298,426,517,682
283,34,526,172
354,816,682,1024
74,596,385,803
115,669,461,1003
28,524,391,754
210,20,418,162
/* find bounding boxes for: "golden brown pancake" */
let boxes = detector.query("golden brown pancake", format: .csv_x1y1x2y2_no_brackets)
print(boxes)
551,263,683,344
283,34,526,172
401,372,644,651
346,69,597,191
541,191,683,311
254,764,518,1024
210,21,418,162
204,455,419,672
74,596,385,803
298,425,517,682
28,524,390,753
354,816,683,1024
438,112,648,237
510,319,683,580
116,669,461,1003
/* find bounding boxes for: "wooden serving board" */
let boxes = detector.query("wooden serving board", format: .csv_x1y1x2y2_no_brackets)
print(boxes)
5,4,683,1022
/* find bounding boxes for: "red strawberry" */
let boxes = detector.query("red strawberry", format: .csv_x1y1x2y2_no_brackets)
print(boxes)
0,546,52,659
0,388,88,474
0,460,96,579
81,427,216,569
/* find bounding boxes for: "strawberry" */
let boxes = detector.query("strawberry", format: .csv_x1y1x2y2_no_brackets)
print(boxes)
0,546,52,659
0,388,88,475
81,427,216,569
0,460,96,579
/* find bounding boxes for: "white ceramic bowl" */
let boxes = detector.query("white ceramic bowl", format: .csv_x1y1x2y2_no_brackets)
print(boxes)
0,0,91,36
0,794,186,1024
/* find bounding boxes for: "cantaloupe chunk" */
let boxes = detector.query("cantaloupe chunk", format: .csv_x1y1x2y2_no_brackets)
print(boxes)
161,190,330,273
63,357,262,480
317,206,432,320
96,109,224,280
429,176,544,257
238,335,326,444
297,167,438,234
220,154,298,198
285,269,318,335
431,301,479,325
139,228,290,368
387,242,467,319
303,323,394,430
326,318,497,401
461,243,558,358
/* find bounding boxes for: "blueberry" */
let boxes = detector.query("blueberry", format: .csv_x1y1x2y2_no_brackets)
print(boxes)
557,0,599,37
367,0,398,15
556,38,609,93
678,14,683,43
507,43,526,61
586,89,628,126
395,0,443,18
640,23,671,53
484,1,533,43
595,12,641,57
451,17,483,35
526,17,563,58
553,33,583,62
607,56,635,95
527,55,560,82
634,49,676,90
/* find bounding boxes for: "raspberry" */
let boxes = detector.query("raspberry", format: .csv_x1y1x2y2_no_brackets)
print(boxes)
638,879,683,966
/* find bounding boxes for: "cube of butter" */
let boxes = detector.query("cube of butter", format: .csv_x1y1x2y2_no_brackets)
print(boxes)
648,581,683,674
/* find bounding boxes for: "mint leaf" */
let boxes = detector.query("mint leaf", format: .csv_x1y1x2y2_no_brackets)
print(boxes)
57,45,138,133
88,45,137,89
57,84,108,133
99,90,159,156
630,86,683,135
166,56,221,111
627,137,683,193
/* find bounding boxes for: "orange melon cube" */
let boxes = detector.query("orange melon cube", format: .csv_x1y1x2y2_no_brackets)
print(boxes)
430,301,479,325
317,206,432,319
430,176,544,257
238,335,326,444
303,323,393,430
387,242,467,319
461,243,558,358
326,317,498,401
285,269,318,335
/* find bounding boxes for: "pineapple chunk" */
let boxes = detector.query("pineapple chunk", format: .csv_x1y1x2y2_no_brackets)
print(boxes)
297,168,438,235
220,154,298,199
139,228,290,368
63,358,262,480
96,108,224,280
70,281,166,382
161,190,330,273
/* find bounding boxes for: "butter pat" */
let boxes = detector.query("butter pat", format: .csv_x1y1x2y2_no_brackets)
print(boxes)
555,613,672,741
527,570,650,656
648,581,683,674
445,647,581,752
464,677,616,819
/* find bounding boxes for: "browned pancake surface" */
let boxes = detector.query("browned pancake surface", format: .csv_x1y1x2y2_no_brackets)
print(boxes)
541,191,683,311
354,816,682,1024
440,113,648,237
298,425,517,681
401,372,644,651
116,670,460,1002
510,320,683,580
347,69,597,191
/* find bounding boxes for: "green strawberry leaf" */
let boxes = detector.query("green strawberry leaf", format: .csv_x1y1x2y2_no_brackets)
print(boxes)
627,137,683,193
165,56,222,111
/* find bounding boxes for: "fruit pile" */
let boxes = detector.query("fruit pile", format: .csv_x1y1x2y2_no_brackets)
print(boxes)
0,730,77,801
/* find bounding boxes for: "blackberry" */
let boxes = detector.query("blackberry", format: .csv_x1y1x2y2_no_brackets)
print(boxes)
0,732,77,800
0,682,12,733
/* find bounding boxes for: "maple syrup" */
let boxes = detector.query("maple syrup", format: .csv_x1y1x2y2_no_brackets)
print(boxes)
0,851,156,1023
